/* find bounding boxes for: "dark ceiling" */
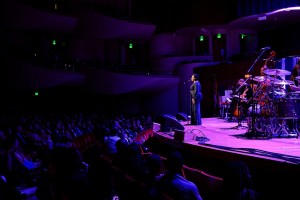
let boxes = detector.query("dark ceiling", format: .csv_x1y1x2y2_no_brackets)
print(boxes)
139,0,236,32
5,0,300,33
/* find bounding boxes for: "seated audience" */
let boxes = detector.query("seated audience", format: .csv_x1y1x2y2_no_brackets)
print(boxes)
36,147,92,200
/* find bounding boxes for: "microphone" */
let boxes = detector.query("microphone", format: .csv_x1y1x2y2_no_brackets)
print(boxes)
261,46,271,51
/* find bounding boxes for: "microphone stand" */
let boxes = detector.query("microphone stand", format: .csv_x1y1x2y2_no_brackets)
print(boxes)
245,49,268,138
185,80,192,125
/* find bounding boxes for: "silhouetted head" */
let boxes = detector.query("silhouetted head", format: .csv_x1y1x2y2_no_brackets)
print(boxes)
116,138,129,152
166,151,184,173
223,160,253,190
146,153,162,174
238,78,245,85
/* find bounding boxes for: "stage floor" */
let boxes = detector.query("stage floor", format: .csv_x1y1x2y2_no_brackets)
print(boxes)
156,117,300,165
153,117,300,199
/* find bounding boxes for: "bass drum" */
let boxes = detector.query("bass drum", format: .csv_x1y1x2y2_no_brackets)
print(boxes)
276,97,300,119
247,116,276,138
260,102,277,117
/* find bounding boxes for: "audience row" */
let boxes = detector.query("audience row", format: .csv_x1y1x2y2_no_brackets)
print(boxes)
0,110,259,200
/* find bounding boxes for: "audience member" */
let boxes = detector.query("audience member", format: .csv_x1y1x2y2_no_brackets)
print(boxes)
144,153,163,188
121,142,148,180
111,138,130,169
221,160,259,200
36,147,92,200
104,129,121,155
149,151,203,200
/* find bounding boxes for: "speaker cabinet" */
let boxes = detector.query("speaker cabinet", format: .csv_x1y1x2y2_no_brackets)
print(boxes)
174,130,185,142
176,112,188,121
154,114,185,132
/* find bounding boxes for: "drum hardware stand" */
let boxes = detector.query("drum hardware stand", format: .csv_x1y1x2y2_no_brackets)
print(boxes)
274,118,290,137
293,118,299,138
275,117,299,138
244,48,270,138
291,115,299,138
273,117,298,138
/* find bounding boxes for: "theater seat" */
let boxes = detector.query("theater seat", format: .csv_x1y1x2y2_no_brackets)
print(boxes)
182,165,223,200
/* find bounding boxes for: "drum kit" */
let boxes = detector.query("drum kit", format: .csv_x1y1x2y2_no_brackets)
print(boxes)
246,69,299,138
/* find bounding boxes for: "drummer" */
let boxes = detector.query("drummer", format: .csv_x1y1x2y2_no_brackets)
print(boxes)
290,58,300,86
285,58,300,92
290,84,300,91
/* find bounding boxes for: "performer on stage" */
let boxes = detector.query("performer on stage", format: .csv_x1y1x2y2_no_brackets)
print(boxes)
290,58,300,86
228,79,253,121
190,73,202,125
260,50,276,75
285,58,300,92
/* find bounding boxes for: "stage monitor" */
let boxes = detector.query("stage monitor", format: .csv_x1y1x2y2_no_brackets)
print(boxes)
154,114,185,132
176,112,189,121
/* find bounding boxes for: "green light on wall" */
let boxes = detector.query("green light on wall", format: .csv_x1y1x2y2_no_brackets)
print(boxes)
129,42,133,49
199,35,204,41
34,91,39,96
52,39,56,45
217,33,222,39
241,34,248,39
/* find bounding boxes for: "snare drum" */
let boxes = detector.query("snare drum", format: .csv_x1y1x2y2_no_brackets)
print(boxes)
288,91,300,99
261,103,276,117
273,89,286,99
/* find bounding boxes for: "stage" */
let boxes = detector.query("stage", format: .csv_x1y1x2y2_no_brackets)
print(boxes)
154,117,300,163
151,117,300,199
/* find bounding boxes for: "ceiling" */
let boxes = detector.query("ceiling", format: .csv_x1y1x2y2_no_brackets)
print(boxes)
228,7,300,30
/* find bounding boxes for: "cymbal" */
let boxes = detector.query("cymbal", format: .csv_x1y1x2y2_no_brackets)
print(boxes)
263,69,291,76
252,76,279,82
273,80,294,85
295,76,300,80
252,77,264,82
232,95,247,101
262,58,278,62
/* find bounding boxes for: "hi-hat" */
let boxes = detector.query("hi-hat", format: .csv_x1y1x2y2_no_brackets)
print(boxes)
262,58,278,62
273,80,294,85
263,69,291,76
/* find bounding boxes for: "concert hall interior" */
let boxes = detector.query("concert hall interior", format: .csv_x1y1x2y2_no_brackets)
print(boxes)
1,0,300,199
